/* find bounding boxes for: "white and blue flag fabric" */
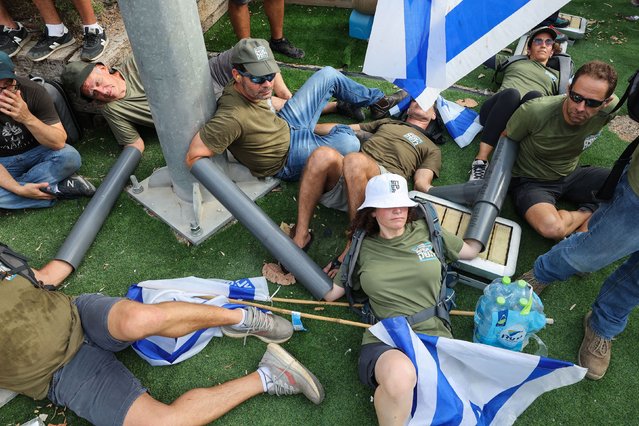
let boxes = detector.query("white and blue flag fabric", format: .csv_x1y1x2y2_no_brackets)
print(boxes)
435,96,483,148
125,276,270,366
363,0,570,110
369,317,586,426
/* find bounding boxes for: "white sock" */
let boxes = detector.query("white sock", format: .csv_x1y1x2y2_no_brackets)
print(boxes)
83,23,104,34
257,366,271,393
231,308,247,329
45,23,66,38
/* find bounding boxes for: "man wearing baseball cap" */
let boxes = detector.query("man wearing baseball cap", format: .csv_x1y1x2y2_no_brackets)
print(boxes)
0,52,94,209
186,38,402,181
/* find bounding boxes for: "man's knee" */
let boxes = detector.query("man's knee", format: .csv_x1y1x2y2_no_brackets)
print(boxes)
528,212,565,240
54,145,82,174
110,300,166,341
306,147,342,172
377,354,416,398
343,153,376,176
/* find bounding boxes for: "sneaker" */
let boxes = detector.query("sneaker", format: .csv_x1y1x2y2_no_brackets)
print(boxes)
0,22,31,57
578,311,612,380
81,27,108,62
336,99,365,122
221,306,293,343
518,269,549,295
469,159,488,181
43,175,96,200
269,37,305,59
27,27,75,62
553,17,571,28
259,343,325,404
369,89,409,120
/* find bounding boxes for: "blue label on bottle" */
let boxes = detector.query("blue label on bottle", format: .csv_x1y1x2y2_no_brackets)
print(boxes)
496,309,508,327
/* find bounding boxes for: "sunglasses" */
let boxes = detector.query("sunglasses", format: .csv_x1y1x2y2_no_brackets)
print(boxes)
237,69,276,85
532,38,554,47
568,90,607,108
0,81,19,92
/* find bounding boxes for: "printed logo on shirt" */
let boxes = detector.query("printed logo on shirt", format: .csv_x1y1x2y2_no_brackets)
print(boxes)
583,131,601,150
1,121,27,151
402,132,424,147
412,242,437,262
254,46,269,61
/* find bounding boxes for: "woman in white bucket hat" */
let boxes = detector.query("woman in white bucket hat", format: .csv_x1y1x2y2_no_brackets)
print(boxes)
324,173,480,425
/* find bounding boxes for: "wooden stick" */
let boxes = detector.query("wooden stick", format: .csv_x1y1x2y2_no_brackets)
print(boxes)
228,298,370,328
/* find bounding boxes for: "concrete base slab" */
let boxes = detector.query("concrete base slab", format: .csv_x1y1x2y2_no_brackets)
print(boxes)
127,165,280,245
0,388,17,409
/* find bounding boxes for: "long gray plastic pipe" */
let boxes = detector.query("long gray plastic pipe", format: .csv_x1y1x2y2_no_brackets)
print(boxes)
55,147,142,268
426,137,519,251
191,159,333,300
118,0,215,202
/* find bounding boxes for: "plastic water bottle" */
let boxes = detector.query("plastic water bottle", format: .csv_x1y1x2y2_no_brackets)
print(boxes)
483,276,513,300
473,295,507,346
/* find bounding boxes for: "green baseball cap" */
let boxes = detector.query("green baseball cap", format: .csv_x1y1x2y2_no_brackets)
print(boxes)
62,61,98,97
527,26,558,47
0,52,17,80
231,38,280,76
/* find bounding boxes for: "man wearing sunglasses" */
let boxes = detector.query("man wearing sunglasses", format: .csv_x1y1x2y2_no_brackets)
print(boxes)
187,38,400,181
0,52,94,210
505,61,618,241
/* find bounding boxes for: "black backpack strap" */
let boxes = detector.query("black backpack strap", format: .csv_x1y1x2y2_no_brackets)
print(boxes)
0,243,55,291
493,55,527,85
341,229,378,323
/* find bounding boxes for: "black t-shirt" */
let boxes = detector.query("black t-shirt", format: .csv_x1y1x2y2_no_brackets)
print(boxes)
0,77,60,157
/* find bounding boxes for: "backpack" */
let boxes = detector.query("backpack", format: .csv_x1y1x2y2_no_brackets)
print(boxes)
30,76,83,144
399,107,447,145
340,198,458,327
493,53,574,95
0,243,55,291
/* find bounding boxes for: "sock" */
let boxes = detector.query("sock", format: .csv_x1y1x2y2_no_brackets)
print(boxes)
257,366,271,393
3,22,20,32
45,23,66,38
47,183,60,194
83,23,104,34
230,308,247,330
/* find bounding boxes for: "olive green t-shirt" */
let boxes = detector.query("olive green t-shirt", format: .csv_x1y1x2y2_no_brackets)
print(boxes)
506,95,618,180
0,275,83,400
102,56,154,146
359,119,442,178
199,82,290,177
496,55,559,96
335,220,463,345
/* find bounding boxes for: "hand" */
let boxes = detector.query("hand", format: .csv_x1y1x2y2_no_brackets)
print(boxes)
0,89,31,124
16,182,56,200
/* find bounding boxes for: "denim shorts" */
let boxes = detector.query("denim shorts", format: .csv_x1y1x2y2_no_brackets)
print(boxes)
358,342,395,389
47,294,147,426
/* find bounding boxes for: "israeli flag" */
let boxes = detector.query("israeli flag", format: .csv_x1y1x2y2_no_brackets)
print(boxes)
436,96,483,148
125,276,270,366
364,0,570,110
369,317,586,425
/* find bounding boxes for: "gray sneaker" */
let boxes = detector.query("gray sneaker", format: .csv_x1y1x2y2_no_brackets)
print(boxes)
0,22,31,57
259,343,324,404
469,159,488,181
27,27,75,62
221,306,293,343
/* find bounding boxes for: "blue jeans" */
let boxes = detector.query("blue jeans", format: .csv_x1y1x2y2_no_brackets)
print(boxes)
275,66,384,181
0,144,81,209
533,170,639,339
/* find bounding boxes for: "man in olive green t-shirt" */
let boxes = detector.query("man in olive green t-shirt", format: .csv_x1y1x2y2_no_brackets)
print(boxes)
291,100,441,276
505,60,619,240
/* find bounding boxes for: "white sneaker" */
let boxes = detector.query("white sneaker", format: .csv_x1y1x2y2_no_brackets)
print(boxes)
469,159,488,181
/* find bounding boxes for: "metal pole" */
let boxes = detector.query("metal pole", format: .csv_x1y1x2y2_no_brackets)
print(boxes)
55,147,142,268
118,0,215,202
191,159,333,300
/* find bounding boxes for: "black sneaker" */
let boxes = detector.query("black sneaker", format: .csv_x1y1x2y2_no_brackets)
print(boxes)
369,90,409,120
27,27,75,62
269,37,305,59
0,22,31,57
336,99,365,122
49,175,96,200
81,28,108,62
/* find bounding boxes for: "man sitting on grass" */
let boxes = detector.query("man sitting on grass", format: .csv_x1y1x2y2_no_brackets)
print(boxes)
0,246,324,426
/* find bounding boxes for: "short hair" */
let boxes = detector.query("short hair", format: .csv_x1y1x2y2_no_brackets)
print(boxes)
232,63,246,72
572,61,618,98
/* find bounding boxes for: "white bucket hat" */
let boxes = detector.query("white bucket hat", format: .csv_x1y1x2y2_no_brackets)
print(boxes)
358,173,418,210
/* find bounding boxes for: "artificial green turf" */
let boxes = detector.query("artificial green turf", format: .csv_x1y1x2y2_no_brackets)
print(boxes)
2,0,639,424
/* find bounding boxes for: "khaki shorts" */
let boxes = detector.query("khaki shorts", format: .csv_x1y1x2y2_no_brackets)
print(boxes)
318,164,388,212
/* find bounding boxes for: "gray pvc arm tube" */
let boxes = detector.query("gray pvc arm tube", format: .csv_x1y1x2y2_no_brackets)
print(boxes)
55,147,142,269
428,180,483,207
463,136,519,250
191,158,332,300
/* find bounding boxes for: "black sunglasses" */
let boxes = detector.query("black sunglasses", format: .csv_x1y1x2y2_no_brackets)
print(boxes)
532,37,554,46
568,90,607,108
237,69,276,85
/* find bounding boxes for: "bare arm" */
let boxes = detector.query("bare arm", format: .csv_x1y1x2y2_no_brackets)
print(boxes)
0,164,54,200
323,284,346,302
413,168,435,193
272,73,292,100
0,89,66,150
459,239,482,260
33,260,74,287
186,133,215,168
